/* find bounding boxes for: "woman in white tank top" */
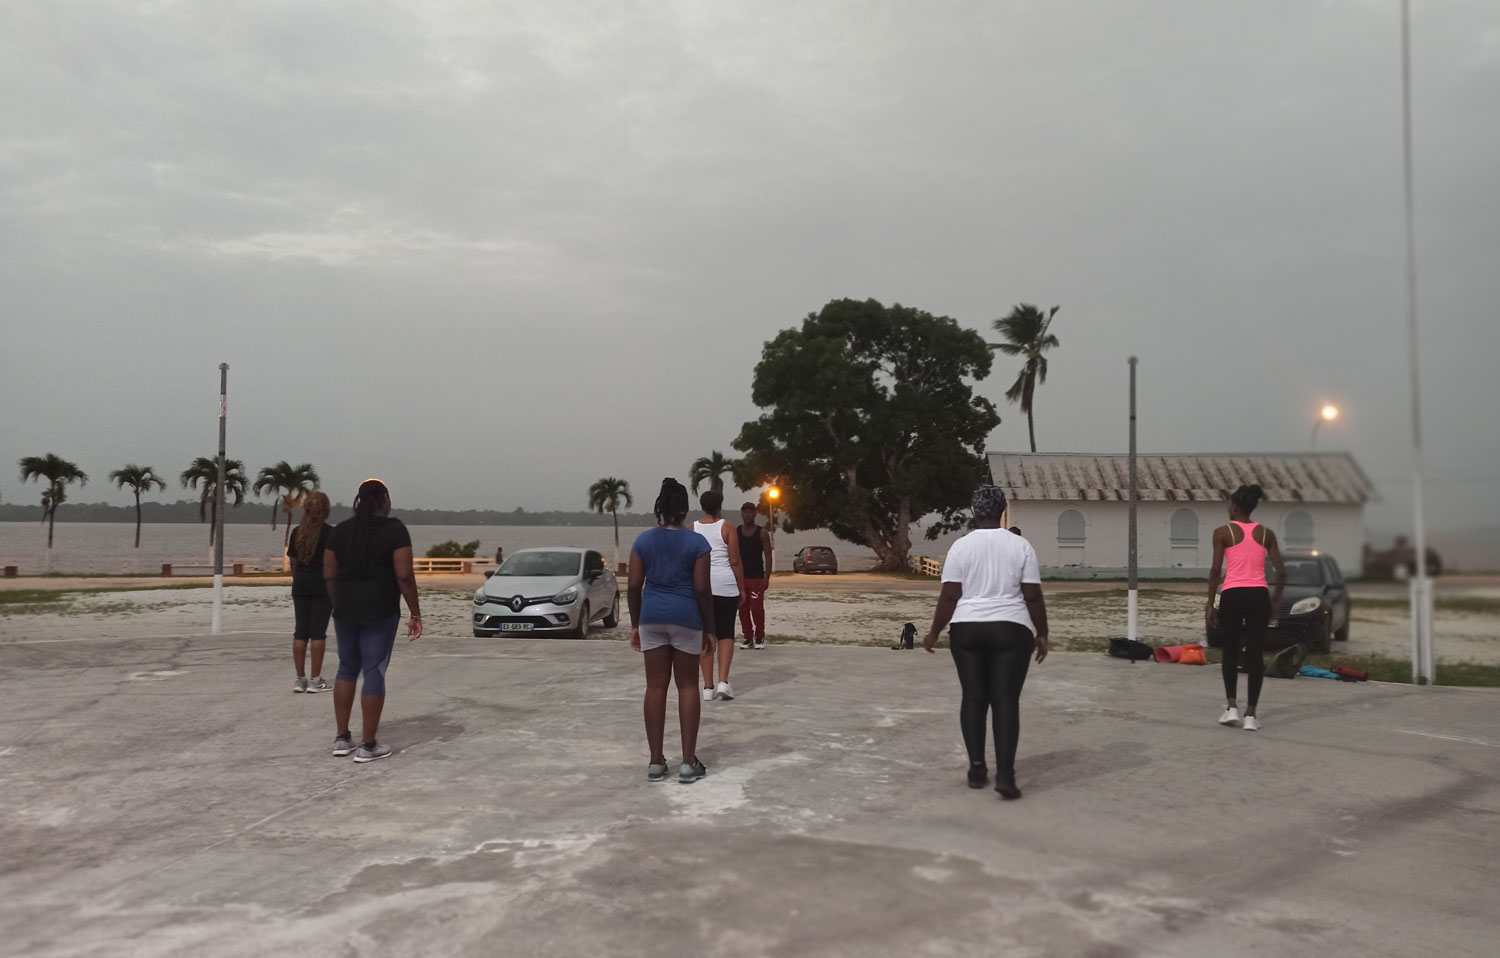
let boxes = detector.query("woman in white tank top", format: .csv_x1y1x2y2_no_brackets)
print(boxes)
693,490,745,701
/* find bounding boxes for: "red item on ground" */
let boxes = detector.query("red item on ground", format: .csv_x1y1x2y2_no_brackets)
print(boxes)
1331,666,1368,681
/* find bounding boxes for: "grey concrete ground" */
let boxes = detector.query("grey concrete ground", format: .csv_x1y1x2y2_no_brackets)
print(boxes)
1,630,1496,958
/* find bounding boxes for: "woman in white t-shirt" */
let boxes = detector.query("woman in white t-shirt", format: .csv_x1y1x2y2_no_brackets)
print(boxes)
923,486,1049,800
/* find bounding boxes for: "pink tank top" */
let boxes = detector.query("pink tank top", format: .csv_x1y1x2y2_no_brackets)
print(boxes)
1222,521,1268,590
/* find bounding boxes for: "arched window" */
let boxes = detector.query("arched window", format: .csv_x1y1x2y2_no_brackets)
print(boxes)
1058,509,1086,543
1170,509,1199,544
1286,510,1314,545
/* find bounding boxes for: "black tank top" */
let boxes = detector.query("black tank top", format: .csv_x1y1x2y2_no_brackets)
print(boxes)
737,526,766,578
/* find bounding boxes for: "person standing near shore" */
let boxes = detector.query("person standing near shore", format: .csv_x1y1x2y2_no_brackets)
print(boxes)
323,479,422,763
1206,484,1285,732
629,478,714,784
737,502,773,649
923,486,1049,800
287,491,334,693
693,490,746,701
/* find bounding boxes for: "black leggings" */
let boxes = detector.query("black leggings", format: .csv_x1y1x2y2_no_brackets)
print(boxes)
949,621,1034,776
293,595,333,640
1219,587,1270,707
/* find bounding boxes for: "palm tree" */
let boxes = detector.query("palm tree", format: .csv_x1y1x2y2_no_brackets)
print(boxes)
109,464,167,549
180,457,249,547
689,451,739,495
588,477,634,571
18,454,89,555
253,461,320,546
989,304,1061,453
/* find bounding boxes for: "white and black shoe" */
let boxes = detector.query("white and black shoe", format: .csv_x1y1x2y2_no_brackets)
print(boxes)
1219,707,1242,727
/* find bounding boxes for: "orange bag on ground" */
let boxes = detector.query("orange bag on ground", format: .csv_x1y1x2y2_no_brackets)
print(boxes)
1153,644,1206,665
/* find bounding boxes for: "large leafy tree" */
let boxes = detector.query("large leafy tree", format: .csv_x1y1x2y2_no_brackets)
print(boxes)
18,454,89,549
990,303,1060,453
109,464,167,549
587,477,634,571
253,461,321,546
689,451,738,495
180,457,249,547
733,299,1000,571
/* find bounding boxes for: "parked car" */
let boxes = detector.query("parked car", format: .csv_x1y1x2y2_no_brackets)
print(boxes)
1206,551,1350,654
473,547,619,638
792,546,838,574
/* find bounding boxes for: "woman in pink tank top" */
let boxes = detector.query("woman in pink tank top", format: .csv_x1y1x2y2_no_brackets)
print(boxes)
1206,485,1286,731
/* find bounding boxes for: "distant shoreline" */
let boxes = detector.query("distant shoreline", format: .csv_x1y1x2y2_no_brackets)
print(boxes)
0,502,657,527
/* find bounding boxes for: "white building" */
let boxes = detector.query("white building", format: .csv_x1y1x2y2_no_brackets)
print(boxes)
987,452,1376,578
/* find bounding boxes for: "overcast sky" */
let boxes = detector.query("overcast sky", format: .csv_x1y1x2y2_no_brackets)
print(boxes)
2,0,1495,533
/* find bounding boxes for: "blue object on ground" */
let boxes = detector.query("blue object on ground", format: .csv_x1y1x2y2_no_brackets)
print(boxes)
1299,665,1341,680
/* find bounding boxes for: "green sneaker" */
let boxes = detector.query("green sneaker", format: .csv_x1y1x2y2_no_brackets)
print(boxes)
678,758,706,784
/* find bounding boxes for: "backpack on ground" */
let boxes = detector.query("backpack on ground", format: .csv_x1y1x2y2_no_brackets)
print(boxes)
1264,644,1308,679
1108,637,1155,662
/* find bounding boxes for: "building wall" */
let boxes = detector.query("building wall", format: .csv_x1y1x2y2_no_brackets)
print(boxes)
1006,500,1365,578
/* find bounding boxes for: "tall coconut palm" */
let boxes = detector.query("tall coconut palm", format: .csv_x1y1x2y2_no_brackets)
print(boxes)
588,477,634,571
18,454,89,553
180,457,248,547
989,304,1061,453
253,461,320,546
689,451,738,495
109,464,167,549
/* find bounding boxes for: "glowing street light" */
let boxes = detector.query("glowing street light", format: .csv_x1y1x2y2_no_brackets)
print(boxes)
1311,402,1341,448
766,486,782,572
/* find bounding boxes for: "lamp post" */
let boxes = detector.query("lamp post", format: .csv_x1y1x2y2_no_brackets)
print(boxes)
766,485,781,573
1311,403,1340,448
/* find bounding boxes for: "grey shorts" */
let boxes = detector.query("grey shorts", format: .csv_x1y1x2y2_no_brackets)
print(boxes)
638,623,703,655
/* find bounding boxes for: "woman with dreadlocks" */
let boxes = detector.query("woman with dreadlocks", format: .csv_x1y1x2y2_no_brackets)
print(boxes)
923,486,1049,800
628,478,715,784
323,479,421,763
287,490,334,693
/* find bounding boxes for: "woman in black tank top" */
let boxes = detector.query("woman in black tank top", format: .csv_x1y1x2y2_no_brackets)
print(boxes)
736,503,773,648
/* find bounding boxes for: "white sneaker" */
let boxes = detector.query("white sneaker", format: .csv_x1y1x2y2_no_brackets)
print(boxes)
1243,715,1261,732
753,640,766,650
702,687,716,702
1219,707,1242,727
716,681,734,701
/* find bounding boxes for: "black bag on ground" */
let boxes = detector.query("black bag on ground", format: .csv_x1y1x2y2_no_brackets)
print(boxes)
1263,644,1308,679
893,622,917,650
1108,637,1155,662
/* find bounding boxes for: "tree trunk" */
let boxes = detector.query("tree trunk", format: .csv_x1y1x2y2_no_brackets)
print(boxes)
711,477,724,495
1027,406,1036,453
134,492,142,549
284,503,294,549
612,509,620,571
270,500,278,530
47,509,55,549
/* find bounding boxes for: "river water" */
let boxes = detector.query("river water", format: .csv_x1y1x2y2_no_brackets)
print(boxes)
0,522,954,575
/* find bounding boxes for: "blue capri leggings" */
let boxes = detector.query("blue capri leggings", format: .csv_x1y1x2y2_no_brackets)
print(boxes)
333,617,400,696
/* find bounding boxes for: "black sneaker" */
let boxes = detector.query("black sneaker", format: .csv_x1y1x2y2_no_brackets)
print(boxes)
967,763,989,789
995,775,1022,801
678,758,707,784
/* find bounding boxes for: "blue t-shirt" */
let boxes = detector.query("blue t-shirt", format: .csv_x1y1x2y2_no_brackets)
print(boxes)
633,527,710,629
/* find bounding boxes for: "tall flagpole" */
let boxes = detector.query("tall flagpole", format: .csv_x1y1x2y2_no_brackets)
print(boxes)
212,363,228,635
1128,357,1139,641
1399,0,1433,683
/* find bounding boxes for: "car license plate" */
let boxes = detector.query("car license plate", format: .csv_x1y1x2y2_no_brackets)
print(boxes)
500,622,534,633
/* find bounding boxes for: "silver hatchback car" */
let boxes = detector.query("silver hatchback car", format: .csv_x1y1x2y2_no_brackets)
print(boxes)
473,547,620,638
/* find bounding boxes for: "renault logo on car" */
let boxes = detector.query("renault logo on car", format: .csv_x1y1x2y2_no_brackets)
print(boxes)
510,595,525,612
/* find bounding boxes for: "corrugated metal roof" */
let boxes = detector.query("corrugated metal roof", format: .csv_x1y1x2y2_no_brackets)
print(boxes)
987,452,1376,505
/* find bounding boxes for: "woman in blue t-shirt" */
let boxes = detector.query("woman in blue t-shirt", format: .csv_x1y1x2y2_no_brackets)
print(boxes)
628,478,715,784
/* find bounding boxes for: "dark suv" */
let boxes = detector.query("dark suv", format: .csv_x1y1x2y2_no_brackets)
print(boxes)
1206,551,1350,654
792,546,838,574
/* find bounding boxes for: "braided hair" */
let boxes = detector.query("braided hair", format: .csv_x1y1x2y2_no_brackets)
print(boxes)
654,478,690,527
293,491,330,565
346,479,390,574
1230,483,1264,515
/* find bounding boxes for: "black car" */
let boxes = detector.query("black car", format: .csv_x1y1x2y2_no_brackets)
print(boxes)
1206,552,1350,654
792,546,838,574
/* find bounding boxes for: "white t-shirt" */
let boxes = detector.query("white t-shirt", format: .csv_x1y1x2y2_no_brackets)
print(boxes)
942,528,1041,631
693,519,739,598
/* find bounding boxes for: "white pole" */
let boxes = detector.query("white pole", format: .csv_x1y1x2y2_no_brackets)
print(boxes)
1399,0,1433,683
1128,357,1139,642
212,363,228,636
